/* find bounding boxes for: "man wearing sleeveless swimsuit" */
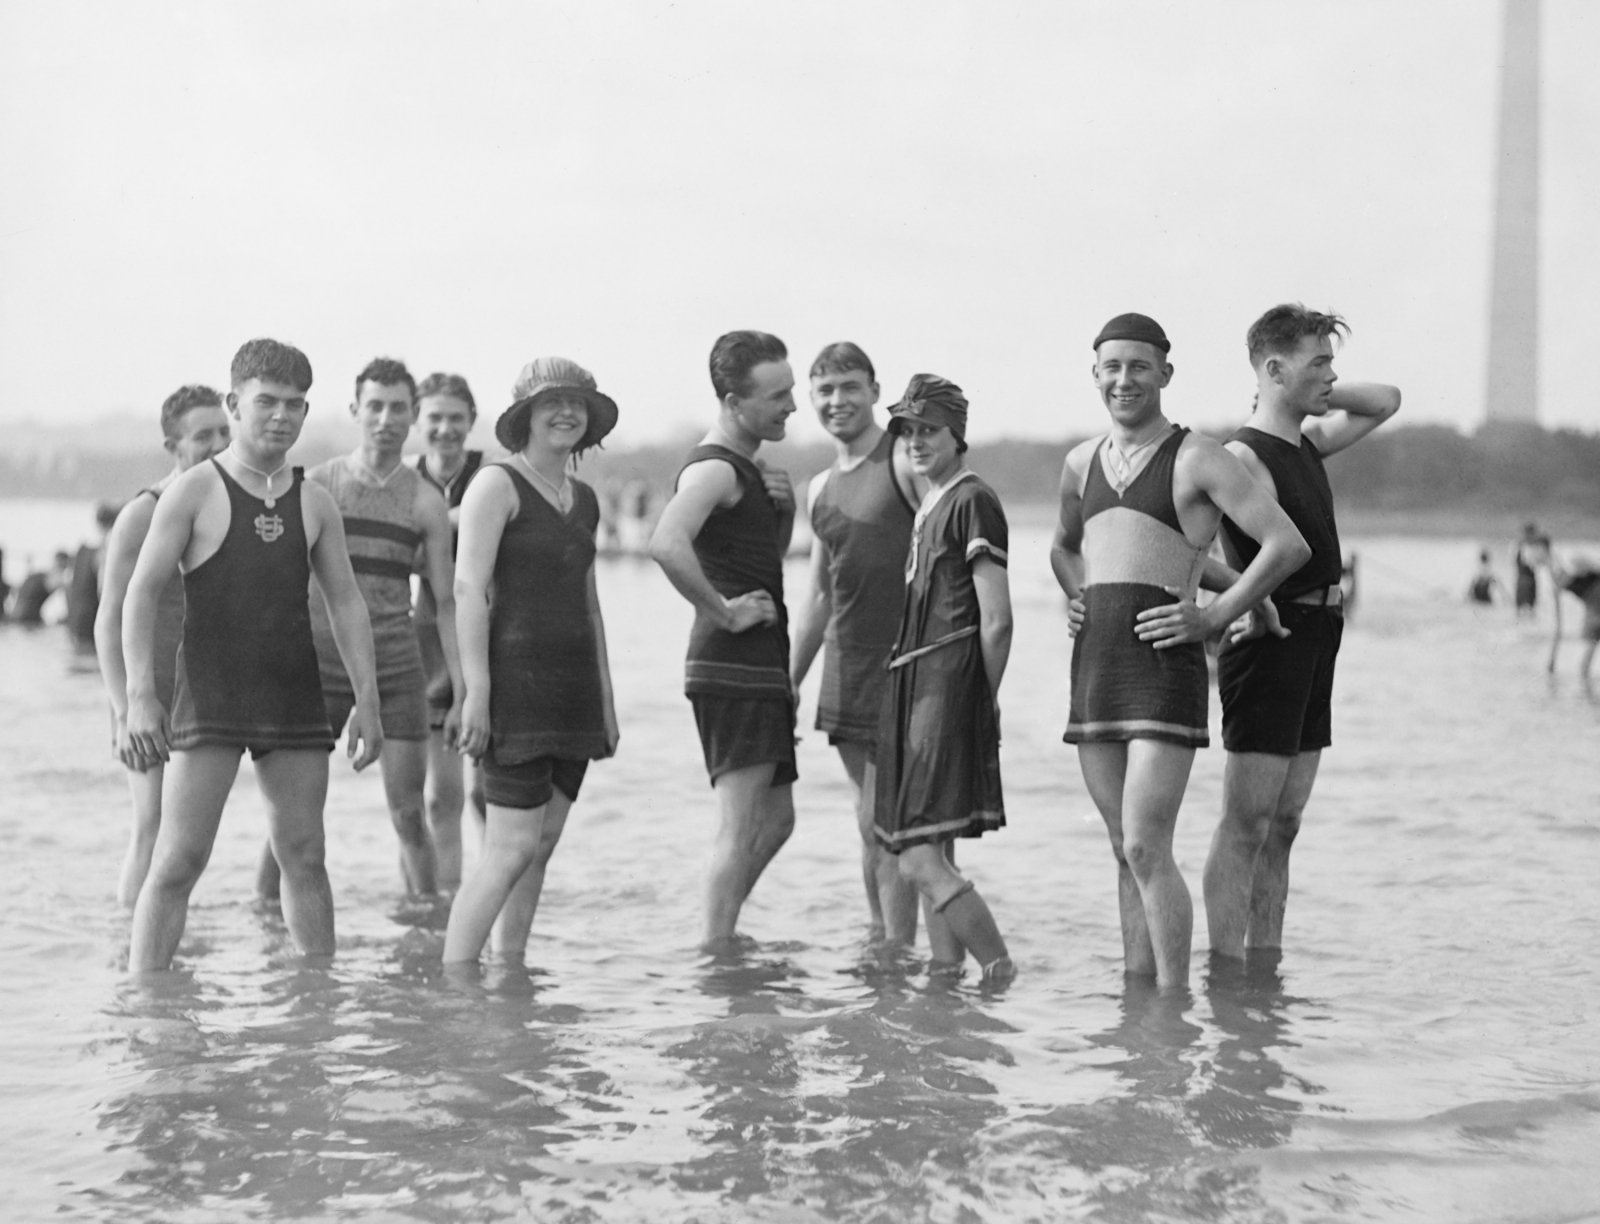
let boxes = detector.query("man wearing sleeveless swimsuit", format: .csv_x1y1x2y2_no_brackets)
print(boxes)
1203,304,1400,964
258,358,464,900
412,373,486,889
1052,313,1310,990
650,330,798,950
789,341,922,945
122,338,383,972
95,384,232,908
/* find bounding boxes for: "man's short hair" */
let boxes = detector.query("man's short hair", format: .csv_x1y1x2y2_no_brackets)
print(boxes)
354,357,417,404
231,339,313,393
1247,304,1349,369
709,331,788,400
809,341,875,384
416,371,476,415
160,384,224,441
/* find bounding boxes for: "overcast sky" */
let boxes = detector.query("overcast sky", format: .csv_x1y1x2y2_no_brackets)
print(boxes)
2,0,1595,450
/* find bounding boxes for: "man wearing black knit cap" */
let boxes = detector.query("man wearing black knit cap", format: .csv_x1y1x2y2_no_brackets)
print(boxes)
1050,313,1309,990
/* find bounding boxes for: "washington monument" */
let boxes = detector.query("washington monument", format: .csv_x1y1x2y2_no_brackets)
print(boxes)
1484,0,1539,426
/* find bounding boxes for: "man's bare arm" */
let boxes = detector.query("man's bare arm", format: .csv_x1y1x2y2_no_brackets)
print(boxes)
788,471,832,690
1303,381,1401,457
95,496,156,734
648,460,775,633
305,485,382,770
1049,444,1093,600
122,476,210,764
1137,440,1310,648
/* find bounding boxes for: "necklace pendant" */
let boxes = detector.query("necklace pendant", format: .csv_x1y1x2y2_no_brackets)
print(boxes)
264,495,276,509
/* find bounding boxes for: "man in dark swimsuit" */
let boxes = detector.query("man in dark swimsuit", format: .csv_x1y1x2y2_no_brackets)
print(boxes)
94,384,232,908
1203,304,1400,964
789,341,922,945
1052,313,1309,990
649,330,798,950
123,338,383,972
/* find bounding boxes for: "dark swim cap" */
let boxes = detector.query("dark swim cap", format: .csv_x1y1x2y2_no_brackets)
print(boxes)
1093,313,1171,354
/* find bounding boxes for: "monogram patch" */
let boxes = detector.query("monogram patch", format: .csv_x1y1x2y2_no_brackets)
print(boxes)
254,513,285,543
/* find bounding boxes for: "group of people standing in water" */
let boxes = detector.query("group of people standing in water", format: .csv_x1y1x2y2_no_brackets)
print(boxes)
98,305,1400,991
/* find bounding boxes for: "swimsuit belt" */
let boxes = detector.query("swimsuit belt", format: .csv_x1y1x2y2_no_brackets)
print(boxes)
887,625,978,671
1285,583,1343,608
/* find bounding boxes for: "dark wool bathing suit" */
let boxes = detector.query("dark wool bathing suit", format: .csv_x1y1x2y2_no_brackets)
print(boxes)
1064,427,1209,747
168,462,333,755
874,470,1007,852
479,464,611,808
1218,426,1345,756
414,450,483,725
810,431,916,748
679,444,796,786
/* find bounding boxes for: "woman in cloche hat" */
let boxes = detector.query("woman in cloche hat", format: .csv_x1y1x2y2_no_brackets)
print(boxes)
443,357,620,965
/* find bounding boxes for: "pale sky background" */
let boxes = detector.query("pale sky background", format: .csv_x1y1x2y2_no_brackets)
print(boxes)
2,0,1596,450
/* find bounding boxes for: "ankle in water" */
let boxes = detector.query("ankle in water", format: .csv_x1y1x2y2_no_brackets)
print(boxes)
980,955,1016,986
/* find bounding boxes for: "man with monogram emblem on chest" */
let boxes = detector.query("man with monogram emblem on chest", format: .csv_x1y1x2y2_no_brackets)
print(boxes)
122,338,383,972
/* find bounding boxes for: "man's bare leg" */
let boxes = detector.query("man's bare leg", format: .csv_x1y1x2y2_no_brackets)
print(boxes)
704,763,794,948
118,764,165,910
255,749,335,958
1077,742,1156,978
838,742,918,944
1242,751,1320,951
444,800,547,964
1204,750,1294,959
128,746,241,971
1118,739,1196,989
378,737,437,895
424,727,465,891
492,792,573,960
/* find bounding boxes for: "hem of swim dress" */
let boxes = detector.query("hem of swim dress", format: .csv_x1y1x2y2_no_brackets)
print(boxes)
1063,720,1208,748
874,812,1005,853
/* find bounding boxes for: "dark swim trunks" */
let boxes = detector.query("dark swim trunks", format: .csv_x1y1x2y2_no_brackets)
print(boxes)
481,755,589,810
690,695,798,787
1218,604,1344,755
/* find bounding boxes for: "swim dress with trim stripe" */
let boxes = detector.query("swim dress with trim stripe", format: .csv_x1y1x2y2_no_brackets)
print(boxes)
1063,427,1209,747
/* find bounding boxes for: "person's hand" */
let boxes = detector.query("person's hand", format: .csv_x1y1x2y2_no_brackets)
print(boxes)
345,700,384,771
758,462,795,514
114,712,159,772
722,590,778,633
1134,585,1218,649
441,698,465,753
457,690,491,759
1065,595,1085,638
1225,597,1290,647
125,693,171,768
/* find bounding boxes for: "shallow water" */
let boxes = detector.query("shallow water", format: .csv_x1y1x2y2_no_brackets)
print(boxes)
2,513,1598,1222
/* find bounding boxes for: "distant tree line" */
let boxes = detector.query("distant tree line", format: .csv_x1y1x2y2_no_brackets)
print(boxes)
6,424,1597,524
